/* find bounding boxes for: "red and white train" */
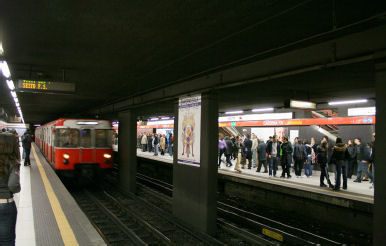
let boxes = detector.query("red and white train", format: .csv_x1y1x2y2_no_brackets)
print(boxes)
35,118,114,177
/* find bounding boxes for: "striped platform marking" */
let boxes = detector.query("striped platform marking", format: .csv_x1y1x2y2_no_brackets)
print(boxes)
31,145,79,246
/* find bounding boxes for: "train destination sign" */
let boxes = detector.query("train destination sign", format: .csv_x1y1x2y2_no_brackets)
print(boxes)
16,80,75,93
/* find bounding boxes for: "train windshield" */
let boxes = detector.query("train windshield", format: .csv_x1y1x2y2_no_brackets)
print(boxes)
80,129,92,148
95,129,113,148
55,129,79,147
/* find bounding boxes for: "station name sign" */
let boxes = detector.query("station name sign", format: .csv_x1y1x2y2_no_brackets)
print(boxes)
16,80,75,93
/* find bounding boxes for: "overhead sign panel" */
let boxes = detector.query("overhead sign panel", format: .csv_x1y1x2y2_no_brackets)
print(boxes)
348,107,376,116
219,112,293,122
288,99,316,109
16,80,75,93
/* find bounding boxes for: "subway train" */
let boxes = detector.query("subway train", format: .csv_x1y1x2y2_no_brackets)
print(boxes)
35,118,114,178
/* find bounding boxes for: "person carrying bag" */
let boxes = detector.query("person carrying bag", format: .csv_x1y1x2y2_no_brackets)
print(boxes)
0,132,21,246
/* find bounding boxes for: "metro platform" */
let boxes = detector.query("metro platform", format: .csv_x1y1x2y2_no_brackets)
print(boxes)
13,144,105,246
136,149,374,204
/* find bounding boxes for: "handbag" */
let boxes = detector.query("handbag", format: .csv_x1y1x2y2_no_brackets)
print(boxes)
8,164,21,194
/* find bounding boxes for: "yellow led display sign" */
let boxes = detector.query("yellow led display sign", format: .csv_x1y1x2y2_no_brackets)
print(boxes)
16,80,75,93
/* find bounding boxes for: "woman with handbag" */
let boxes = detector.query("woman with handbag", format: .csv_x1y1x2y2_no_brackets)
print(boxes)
0,132,21,246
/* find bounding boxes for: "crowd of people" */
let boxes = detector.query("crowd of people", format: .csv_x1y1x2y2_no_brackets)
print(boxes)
138,132,174,156
218,133,376,191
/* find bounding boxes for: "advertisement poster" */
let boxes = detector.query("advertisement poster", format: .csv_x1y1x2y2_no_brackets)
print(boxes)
177,94,201,166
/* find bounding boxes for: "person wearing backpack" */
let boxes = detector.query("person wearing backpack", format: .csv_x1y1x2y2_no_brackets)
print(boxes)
303,139,313,177
0,131,21,246
293,137,304,177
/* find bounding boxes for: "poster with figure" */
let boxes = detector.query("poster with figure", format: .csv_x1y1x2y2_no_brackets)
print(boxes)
178,94,201,166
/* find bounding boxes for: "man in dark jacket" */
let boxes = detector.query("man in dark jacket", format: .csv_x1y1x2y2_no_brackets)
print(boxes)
257,139,267,173
280,137,292,178
353,138,373,183
346,140,357,179
153,134,159,156
330,138,350,190
147,133,153,153
293,137,304,177
22,130,33,166
224,136,234,167
267,135,281,177
243,134,253,169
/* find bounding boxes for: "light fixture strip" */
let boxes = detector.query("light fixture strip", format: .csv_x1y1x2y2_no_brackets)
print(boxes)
251,107,274,112
225,110,244,115
328,99,368,105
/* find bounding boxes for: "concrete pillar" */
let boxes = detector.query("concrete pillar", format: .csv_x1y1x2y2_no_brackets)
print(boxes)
172,92,218,235
118,110,137,193
374,58,386,245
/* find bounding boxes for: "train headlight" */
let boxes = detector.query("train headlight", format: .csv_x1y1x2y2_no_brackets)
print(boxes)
63,154,70,159
103,153,112,159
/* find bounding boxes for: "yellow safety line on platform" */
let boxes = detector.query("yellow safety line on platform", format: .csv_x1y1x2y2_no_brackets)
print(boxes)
32,145,79,246
221,170,374,202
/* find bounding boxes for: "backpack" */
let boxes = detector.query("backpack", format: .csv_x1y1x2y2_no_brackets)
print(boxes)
294,145,303,160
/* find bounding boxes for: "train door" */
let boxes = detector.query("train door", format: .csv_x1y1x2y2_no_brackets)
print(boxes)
79,128,95,163
52,127,55,164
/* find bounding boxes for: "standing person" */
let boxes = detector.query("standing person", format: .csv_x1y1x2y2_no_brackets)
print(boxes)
257,138,268,173
280,137,292,178
141,133,147,152
224,136,233,167
152,134,159,156
147,134,153,153
303,139,313,178
231,136,237,160
293,137,304,177
22,130,33,166
10,130,20,162
346,140,357,179
310,137,317,154
218,137,227,167
330,137,350,190
160,134,166,155
243,134,253,169
353,138,373,183
317,141,333,188
267,135,281,177
369,133,375,189
234,136,244,173
251,134,258,168
0,131,21,246
168,133,174,156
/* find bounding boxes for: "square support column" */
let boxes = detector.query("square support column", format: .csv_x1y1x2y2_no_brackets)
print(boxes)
118,110,137,193
374,58,386,245
173,92,218,235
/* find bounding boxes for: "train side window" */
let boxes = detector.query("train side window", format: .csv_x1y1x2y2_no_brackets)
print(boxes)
55,129,79,147
80,129,92,148
95,129,113,148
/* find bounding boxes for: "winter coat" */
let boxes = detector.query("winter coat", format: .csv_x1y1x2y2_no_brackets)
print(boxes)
267,141,281,156
330,143,350,164
160,137,166,150
317,145,328,166
0,133,20,199
225,140,234,155
357,143,370,162
22,133,33,150
258,142,267,161
141,135,147,145
251,139,258,151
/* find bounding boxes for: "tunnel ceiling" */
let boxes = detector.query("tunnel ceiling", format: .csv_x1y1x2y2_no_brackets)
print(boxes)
0,1,384,124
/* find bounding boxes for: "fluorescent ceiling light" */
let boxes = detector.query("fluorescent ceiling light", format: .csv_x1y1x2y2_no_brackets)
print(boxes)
6,80,15,90
11,91,17,98
251,108,274,112
77,121,99,125
0,43,3,55
161,117,170,120
15,102,20,107
34,124,41,127
150,118,159,121
225,110,244,115
13,97,18,103
1,61,10,78
329,99,368,105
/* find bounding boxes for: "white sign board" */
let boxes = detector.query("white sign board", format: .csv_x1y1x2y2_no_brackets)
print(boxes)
219,112,292,123
178,95,201,166
348,107,376,116
290,130,299,144
251,127,275,142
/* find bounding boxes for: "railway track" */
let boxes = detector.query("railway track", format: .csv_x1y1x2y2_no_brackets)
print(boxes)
136,173,342,245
